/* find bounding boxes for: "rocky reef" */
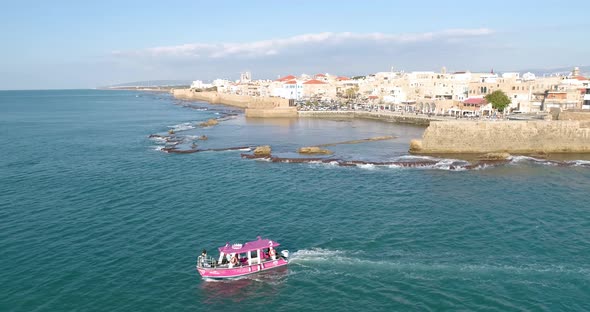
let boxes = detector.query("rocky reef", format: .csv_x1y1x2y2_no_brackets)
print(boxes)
253,145,272,157
298,146,333,155
199,119,219,127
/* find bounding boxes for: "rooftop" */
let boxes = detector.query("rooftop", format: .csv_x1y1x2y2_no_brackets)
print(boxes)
303,79,327,85
277,75,296,82
218,237,281,254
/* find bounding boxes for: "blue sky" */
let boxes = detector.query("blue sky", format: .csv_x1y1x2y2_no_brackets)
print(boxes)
1,0,589,89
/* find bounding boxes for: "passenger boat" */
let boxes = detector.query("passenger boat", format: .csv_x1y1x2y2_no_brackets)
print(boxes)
196,236,289,279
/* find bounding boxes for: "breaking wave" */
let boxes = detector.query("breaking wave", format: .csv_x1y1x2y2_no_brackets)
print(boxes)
168,122,195,132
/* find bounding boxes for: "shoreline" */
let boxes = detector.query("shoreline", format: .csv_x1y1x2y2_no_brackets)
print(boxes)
171,89,441,125
169,89,590,156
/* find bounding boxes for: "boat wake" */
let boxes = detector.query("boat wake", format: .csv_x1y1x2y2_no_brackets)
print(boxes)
289,249,590,276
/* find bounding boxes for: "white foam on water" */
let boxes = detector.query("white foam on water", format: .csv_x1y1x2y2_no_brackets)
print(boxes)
509,155,545,163
238,148,251,151
290,249,590,277
290,248,347,263
469,163,493,171
153,146,165,151
356,163,376,170
568,160,590,167
149,137,167,143
395,155,440,161
168,122,195,131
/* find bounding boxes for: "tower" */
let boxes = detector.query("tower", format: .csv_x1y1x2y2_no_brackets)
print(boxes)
240,71,251,83
572,67,580,77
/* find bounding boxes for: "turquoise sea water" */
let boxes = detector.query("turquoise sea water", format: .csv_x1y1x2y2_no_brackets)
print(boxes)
1,90,589,311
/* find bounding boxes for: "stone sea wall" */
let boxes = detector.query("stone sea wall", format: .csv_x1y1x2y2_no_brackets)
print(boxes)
558,110,590,121
410,120,590,154
172,89,297,117
172,89,249,108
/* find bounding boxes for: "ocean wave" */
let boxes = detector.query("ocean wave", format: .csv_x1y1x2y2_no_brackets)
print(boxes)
509,155,545,163
395,155,440,161
356,163,376,170
567,159,590,167
149,137,167,143
168,122,195,132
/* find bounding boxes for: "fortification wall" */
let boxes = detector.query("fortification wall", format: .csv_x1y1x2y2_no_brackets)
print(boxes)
410,120,590,154
172,89,293,115
559,111,590,121
245,108,298,118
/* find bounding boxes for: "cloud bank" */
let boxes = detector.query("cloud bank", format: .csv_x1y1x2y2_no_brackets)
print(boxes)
105,28,507,83
114,28,494,60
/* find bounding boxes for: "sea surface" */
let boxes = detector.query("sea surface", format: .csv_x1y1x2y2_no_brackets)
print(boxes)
1,90,589,311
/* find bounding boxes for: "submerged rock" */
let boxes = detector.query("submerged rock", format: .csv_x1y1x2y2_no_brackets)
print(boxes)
298,146,333,155
317,135,396,147
478,152,511,161
253,145,272,157
198,135,208,140
199,119,219,127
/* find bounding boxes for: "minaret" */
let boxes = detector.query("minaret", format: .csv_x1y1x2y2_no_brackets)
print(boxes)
572,67,580,77
441,66,447,74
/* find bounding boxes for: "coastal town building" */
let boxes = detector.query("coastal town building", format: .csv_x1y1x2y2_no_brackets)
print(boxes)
194,66,588,115
190,80,213,89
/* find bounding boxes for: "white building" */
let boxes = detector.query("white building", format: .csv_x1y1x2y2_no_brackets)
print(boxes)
270,79,303,100
382,87,407,104
190,80,212,89
522,72,536,81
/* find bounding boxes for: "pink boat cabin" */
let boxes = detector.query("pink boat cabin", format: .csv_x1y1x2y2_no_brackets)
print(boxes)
197,237,289,279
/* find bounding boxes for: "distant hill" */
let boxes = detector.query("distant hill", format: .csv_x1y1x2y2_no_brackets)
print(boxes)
101,80,192,88
516,65,590,77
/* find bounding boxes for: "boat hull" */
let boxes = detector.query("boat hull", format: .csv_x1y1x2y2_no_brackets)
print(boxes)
197,258,288,279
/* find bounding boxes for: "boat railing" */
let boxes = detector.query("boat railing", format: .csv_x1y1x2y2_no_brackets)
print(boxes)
197,255,216,268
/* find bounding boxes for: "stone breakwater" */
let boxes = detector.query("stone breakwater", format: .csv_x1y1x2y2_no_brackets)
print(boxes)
239,152,590,170
172,89,297,117
410,120,590,154
298,111,443,126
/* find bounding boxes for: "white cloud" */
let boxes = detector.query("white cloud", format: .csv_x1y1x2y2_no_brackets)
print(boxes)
114,28,494,59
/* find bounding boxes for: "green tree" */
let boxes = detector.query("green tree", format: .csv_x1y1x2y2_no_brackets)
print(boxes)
345,86,359,100
484,90,511,112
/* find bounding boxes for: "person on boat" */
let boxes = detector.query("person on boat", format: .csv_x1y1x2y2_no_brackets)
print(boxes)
269,247,277,260
200,249,210,267
230,253,239,267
